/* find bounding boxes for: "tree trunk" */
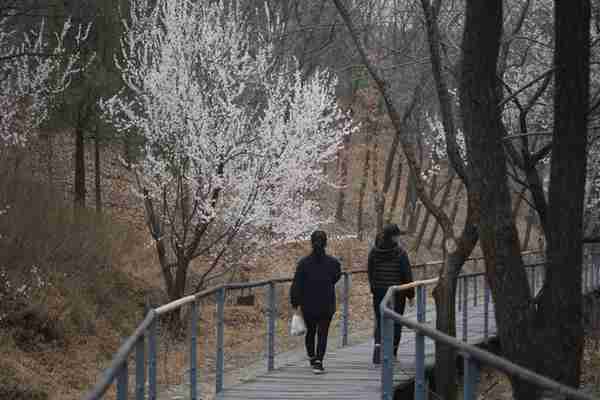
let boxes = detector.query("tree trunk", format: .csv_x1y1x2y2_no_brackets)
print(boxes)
522,207,536,250
432,269,457,400
335,132,352,222
408,141,427,233
535,0,590,392
371,133,385,233
449,183,464,225
385,158,403,224
94,132,102,215
74,127,86,209
414,172,438,253
409,203,422,235
433,190,479,400
46,132,54,187
401,172,417,228
357,129,373,240
427,169,456,249
459,1,537,397
123,136,132,167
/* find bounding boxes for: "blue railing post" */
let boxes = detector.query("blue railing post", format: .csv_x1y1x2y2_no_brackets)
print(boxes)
414,285,426,400
458,278,462,312
148,317,158,400
267,282,276,371
117,361,128,400
484,279,490,341
462,276,468,342
216,287,226,394
463,354,479,400
342,273,350,347
190,300,198,400
135,335,145,400
380,293,394,400
473,276,478,307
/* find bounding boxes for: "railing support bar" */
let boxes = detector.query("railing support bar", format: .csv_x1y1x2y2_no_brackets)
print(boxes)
117,361,128,400
462,276,468,342
135,335,145,400
267,282,276,371
484,279,490,341
381,301,395,400
190,301,199,400
463,354,479,400
148,318,157,400
473,275,478,307
458,278,462,312
216,287,226,394
342,273,350,347
414,285,426,400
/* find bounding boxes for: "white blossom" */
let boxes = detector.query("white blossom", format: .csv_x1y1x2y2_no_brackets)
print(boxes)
0,18,92,146
420,111,467,181
101,0,353,247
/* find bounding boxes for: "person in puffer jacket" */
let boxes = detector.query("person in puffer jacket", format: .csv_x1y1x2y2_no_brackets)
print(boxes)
368,223,415,364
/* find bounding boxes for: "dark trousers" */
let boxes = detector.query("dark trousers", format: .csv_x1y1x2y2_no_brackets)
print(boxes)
304,314,333,361
372,288,405,353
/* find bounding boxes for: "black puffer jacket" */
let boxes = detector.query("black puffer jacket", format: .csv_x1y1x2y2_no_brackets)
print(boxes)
290,253,341,318
368,241,415,299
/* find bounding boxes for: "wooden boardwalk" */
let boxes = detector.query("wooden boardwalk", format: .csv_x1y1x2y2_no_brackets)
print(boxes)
216,301,497,400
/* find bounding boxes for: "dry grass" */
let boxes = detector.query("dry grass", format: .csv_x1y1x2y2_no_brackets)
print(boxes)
0,121,546,400
0,166,148,400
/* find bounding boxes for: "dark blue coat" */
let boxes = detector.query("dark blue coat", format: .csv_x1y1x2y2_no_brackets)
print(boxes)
290,253,341,318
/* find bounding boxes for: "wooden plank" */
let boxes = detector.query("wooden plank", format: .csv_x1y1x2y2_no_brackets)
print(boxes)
213,301,498,400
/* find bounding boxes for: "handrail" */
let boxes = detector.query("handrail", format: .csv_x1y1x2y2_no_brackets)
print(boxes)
83,249,545,400
84,311,157,400
379,257,600,400
381,303,597,400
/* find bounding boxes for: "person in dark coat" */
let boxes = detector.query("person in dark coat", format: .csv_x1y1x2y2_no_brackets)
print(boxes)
368,223,415,364
290,230,341,374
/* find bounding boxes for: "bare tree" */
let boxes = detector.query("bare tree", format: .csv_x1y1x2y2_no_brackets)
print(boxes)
458,0,590,397
330,4,480,399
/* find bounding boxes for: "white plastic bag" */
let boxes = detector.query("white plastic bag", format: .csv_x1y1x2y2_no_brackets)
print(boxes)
290,311,307,336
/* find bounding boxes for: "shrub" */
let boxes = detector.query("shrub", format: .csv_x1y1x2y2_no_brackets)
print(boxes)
0,161,140,343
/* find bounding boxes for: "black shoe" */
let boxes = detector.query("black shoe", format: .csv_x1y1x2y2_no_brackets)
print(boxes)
309,356,317,368
312,359,325,374
372,344,381,364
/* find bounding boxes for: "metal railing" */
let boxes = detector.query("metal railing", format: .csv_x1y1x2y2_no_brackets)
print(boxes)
380,256,600,400
83,250,544,400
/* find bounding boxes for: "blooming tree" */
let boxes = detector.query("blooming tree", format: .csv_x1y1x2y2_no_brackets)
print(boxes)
102,0,351,301
0,17,91,146
420,110,467,182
